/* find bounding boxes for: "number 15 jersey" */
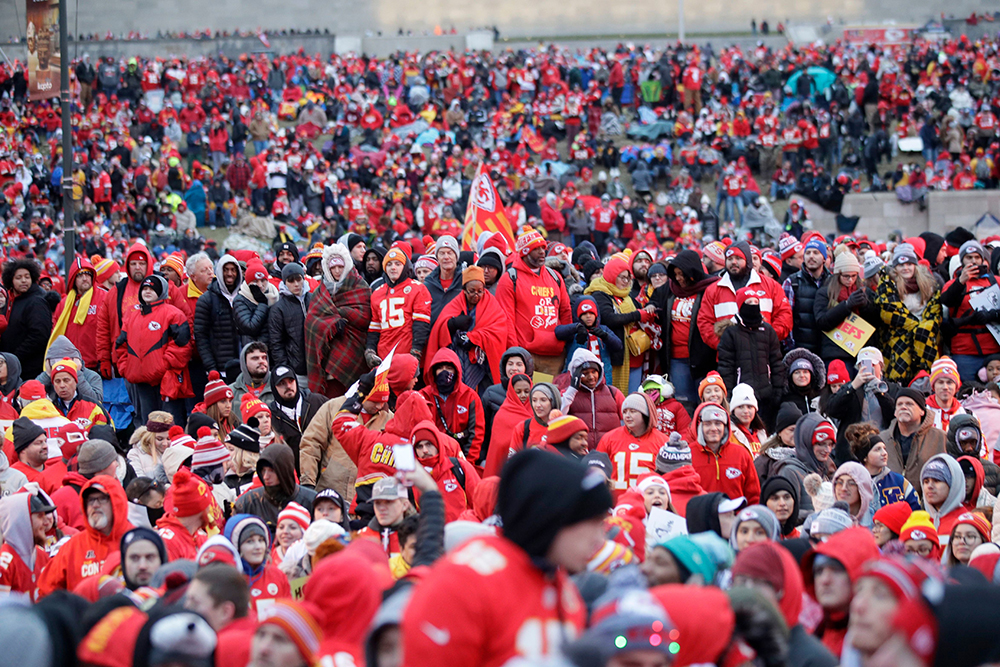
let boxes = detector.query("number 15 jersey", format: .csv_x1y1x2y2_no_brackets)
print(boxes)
369,277,433,357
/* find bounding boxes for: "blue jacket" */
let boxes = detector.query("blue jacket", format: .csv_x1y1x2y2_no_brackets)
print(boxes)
873,468,920,510
554,295,622,372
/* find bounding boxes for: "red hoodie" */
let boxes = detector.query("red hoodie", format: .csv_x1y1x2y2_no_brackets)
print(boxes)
412,420,481,522
419,349,485,464
688,403,760,504
38,475,133,596
495,253,572,357
597,393,668,501
803,527,880,659
661,466,705,516
51,257,107,369
50,471,89,531
401,535,586,667
303,553,382,664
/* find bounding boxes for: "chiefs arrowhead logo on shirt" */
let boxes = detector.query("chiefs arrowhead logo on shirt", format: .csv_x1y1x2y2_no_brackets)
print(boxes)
148,321,161,331
628,443,640,451
725,467,742,479
444,480,458,493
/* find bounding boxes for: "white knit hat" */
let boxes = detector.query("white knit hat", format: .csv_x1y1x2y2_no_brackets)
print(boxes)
729,383,758,410
833,251,861,274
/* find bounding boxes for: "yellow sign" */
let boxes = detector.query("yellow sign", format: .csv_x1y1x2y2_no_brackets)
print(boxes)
289,576,309,600
823,313,875,357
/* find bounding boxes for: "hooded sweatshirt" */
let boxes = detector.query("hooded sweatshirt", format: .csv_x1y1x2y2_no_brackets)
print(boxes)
596,392,667,500
0,352,23,399
50,257,107,369
194,254,245,373
561,348,625,451
39,336,105,404
920,453,967,545
223,513,290,611
96,242,156,368
0,492,49,599
303,553,383,665
419,348,485,463
412,420,481,521
689,402,760,504
232,444,316,532
38,474,133,596
230,341,274,406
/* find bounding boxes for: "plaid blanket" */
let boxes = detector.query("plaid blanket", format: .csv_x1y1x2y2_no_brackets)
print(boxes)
304,272,372,395
875,274,942,385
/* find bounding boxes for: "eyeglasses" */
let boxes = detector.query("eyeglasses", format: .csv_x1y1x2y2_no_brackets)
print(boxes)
834,478,858,490
904,544,934,556
953,532,984,546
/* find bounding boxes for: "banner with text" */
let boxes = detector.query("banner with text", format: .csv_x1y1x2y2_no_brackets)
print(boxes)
26,0,60,101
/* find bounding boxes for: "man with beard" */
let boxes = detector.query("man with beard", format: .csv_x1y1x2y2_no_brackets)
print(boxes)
496,230,572,375
231,342,274,406
696,240,792,350
49,257,106,371
270,242,300,283
233,443,316,532
268,366,327,469
119,527,167,590
362,246,386,286
629,250,654,305
39,475,133,595
0,491,53,600
782,238,830,353
195,254,244,375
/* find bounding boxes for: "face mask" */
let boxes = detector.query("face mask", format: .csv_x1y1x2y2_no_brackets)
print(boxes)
739,301,763,327
435,369,456,394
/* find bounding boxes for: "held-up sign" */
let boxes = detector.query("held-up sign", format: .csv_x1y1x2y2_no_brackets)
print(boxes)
645,507,688,545
824,313,875,357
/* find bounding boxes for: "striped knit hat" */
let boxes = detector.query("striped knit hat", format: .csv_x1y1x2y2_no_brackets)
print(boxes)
544,410,588,445
162,252,186,279
192,427,230,469
277,502,311,532
515,229,546,257
168,425,196,449
91,255,120,284
240,393,271,422
257,600,323,666
930,356,960,388
203,371,233,407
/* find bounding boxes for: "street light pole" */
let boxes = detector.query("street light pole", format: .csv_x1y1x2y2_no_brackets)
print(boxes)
59,0,74,279
678,0,685,42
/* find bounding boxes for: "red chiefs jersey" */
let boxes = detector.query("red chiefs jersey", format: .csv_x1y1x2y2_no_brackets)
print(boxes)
401,535,586,667
597,425,669,499
594,206,615,232
369,278,432,357
0,542,48,600
156,515,207,561
248,564,291,614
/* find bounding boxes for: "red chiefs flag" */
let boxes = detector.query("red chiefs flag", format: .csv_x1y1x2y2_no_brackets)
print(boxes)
461,163,516,252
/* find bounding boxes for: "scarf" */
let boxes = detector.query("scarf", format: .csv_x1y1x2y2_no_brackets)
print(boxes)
669,274,719,299
47,287,94,352
585,276,637,394
187,280,205,299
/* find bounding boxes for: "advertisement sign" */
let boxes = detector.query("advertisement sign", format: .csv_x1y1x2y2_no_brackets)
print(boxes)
843,26,918,45
26,0,60,101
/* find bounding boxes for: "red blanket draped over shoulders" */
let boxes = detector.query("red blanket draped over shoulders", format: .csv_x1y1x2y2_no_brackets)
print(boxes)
426,291,508,387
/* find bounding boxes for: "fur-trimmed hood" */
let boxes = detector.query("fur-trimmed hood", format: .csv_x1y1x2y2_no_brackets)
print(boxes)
783,347,826,393
320,243,357,292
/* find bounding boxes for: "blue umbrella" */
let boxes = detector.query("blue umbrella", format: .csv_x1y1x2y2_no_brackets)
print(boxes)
784,67,837,94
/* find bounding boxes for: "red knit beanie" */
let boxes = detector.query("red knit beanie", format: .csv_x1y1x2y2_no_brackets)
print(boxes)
203,371,233,407
170,468,212,518
602,257,630,283
240,393,270,422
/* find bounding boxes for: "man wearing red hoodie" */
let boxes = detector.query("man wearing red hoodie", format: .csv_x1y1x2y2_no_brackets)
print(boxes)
302,552,382,664
49,257,106,371
402,449,611,667
495,230,572,374
419,348,485,464
688,402,760,504
411,421,481,521
802,527,881,660
38,474,133,596
597,392,668,501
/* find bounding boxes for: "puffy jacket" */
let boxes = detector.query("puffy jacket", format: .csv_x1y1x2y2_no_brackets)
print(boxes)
114,299,192,385
941,273,1000,355
783,268,829,352
813,280,882,363
419,348,485,463
0,283,53,380
95,243,156,369
423,264,464,324
597,393,667,499
38,475,132,596
880,412,947,491
717,317,786,410
194,255,243,373
495,255,572,357
267,283,311,376
51,258,107,369
233,280,278,348
561,349,624,450
303,554,382,664
824,381,898,464
688,403,761,504
945,413,1000,497
697,269,792,349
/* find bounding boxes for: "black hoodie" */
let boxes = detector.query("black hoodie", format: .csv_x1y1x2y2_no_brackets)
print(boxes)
651,249,719,380
684,492,727,537
232,443,317,532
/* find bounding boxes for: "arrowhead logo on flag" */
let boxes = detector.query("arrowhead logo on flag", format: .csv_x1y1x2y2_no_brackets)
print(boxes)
461,163,516,252
367,346,395,403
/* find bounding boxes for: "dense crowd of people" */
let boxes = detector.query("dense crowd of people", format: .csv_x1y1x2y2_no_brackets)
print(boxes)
3,29,1000,667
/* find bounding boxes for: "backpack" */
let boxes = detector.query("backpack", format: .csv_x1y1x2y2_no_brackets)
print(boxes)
448,457,467,491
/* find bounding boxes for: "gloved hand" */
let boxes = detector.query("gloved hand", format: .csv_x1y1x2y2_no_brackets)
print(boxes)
249,284,267,303
575,322,589,344
166,323,180,340
364,349,382,369
667,431,688,449
571,364,586,389
115,331,127,347
358,369,377,397
99,360,115,380
846,288,867,309
447,314,473,336
984,309,1000,323
335,318,348,335
639,308,655,324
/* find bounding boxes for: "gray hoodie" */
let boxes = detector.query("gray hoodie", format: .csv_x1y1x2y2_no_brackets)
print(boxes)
38,335,104,403
230,341,274,408
920,453,966,533
0,493,39,568
0,451,28,497
215,254,243,306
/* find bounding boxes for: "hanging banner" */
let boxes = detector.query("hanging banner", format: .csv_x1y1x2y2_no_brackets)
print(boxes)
26,0,60,101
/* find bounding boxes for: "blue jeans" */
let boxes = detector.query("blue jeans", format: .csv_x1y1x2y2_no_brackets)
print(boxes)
720,194,745,224
670,358,696,409
952,354,985,383
770,182,793,199
253,140,269,156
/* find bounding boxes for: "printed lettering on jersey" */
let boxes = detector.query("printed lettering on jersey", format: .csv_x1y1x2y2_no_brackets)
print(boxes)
0,552,12,570
451,539,508,576
725,467,743,479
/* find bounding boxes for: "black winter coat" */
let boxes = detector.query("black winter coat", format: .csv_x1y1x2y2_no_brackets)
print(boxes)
424,265,465,324
269,389,328,472
784,268,829,352
268,291,311,376
813,281,881,364
233,293,271,348
824,382,899,464
0,284,54,380
194,281,242,373
590,290,642,367
718,319,786,411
